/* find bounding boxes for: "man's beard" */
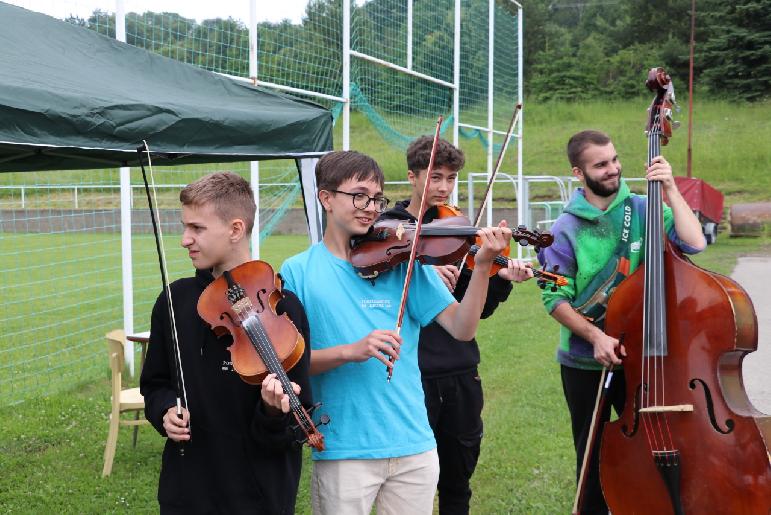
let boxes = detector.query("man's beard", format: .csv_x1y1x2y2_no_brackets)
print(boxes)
583,169,622,198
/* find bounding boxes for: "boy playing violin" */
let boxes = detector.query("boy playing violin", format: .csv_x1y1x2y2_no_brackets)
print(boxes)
140,172,313,514
280,150,513,515
378,136,532,514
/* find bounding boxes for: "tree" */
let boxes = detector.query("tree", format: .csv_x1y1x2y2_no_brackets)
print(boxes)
700,0,771,101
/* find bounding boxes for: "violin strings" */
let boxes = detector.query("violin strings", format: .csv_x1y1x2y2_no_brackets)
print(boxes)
235,298,313,432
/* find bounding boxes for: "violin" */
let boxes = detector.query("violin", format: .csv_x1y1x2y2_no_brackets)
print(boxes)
350,215,553,279
596,67,771,513
197,260,328,451
435,204,567,289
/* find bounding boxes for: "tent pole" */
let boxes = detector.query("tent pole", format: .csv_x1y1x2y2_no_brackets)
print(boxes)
120,166,134,376
249,0,260,259
116,0,135,375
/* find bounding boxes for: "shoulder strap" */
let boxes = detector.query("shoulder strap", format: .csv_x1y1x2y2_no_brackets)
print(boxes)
572,196,636,327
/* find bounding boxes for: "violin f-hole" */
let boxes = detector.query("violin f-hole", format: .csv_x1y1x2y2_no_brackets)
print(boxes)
254,288,268,312
220,311,240,326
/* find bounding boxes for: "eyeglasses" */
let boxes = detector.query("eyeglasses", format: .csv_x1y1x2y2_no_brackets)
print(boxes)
329,190,390,213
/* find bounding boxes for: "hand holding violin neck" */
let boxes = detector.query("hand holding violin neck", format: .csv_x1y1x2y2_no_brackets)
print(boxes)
473,225,512,269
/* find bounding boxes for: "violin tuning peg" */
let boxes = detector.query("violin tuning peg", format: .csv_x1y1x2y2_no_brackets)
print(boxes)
537,281,546,290
319,414,331,426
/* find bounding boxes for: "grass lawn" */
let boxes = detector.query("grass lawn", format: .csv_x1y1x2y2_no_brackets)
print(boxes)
1,97,769,511
1,232,768,513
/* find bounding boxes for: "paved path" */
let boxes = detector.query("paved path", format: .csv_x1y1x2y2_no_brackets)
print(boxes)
732,256,771,415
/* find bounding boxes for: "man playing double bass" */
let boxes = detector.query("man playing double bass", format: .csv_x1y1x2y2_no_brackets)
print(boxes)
537,130,705,514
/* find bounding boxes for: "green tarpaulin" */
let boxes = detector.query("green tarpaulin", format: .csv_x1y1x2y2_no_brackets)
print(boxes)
0,2,333,172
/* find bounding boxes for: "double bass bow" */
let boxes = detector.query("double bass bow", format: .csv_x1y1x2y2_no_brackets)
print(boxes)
595,67,771,514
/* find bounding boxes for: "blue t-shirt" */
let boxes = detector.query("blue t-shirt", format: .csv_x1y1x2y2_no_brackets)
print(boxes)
280,242,455,460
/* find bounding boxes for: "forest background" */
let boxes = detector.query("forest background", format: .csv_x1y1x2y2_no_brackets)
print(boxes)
67,0,771,103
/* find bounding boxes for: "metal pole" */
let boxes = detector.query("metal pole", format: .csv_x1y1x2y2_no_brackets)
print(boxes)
116,0,134,374
249,0,260,259
486,0,494,227
407,0,413,70
687,0,696,179
451,0,461,206
516,5,524,259
343,0,351,150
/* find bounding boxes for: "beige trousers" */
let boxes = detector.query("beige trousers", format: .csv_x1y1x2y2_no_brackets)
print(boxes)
311,448,440,515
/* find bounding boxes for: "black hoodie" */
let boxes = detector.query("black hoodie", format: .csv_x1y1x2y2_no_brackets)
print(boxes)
378,201,513,377
140,268,312,514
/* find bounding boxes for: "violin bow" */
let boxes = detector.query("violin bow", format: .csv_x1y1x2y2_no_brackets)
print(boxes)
136,142,190,451
457,103,522,270
471,102,521,228
388,116,443,382
572,364,614,514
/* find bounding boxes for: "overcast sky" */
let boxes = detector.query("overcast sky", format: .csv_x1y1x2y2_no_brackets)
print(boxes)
6,0,309,24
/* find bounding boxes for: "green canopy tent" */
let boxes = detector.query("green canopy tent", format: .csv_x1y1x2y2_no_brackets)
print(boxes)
0,2,332,372
0,2,332,170
0,1,330,240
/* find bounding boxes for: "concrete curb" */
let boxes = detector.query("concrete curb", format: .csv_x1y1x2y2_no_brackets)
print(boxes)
732,256,771,415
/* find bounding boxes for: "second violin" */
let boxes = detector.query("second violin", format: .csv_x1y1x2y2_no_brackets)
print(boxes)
350,215,553,279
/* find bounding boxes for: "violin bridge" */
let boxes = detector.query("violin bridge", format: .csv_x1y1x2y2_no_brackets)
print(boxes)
231,297,252,316
396,223,405,241
639,404,694,413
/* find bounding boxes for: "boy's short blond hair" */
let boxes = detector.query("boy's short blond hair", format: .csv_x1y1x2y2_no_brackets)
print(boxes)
179,172,256,234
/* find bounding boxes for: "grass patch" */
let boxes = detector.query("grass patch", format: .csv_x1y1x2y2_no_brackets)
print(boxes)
2,100,770,207
1,233,767,513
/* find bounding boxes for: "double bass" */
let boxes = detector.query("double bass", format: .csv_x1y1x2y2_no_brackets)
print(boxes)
598,68,771,513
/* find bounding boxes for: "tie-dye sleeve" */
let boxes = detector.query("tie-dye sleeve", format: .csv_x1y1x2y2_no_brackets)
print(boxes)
537,217,578,314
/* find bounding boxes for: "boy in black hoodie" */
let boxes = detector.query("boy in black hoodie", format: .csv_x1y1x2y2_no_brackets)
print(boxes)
378,137,532,514
140,172,313,514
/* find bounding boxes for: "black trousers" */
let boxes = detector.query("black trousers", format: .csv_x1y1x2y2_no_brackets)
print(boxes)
561,365,626,515
423,370,484,515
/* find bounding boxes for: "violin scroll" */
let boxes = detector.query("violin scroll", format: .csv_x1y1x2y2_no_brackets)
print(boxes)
535,264,567,292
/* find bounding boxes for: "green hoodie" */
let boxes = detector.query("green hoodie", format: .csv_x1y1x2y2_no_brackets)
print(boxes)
536,180,699,370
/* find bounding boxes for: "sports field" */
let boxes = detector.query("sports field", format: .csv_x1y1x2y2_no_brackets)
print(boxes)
1,231,768,512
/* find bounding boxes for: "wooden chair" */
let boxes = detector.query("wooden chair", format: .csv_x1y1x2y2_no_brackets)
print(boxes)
102,329,149,477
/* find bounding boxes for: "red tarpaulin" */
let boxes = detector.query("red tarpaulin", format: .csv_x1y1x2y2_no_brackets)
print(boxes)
674,176,724,223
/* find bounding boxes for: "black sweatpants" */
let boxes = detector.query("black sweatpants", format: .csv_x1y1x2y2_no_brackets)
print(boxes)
560,365,625,515
423,370,484,515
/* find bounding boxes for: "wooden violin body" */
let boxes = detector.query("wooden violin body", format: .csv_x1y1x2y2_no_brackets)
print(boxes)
350,215,553,279
601,243,771,513
197,260,304,385
351,216,475,279
197,260,326,451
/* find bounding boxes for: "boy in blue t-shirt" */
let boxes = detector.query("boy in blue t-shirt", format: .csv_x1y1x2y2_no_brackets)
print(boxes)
280,150,512,515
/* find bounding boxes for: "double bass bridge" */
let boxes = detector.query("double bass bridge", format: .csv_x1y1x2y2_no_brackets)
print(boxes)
638,404,694,413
